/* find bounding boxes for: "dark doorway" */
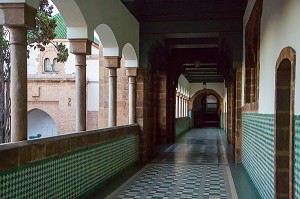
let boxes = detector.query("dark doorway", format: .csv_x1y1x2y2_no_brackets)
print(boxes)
194,93,220,128
274,58,295,199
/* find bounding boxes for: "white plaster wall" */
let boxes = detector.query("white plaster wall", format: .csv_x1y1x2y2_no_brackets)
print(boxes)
87,82,99,112
75,0,140,59
86,46,99,81
27,109,58,139
178,75,189,90
189,82,225,99
27,48,39,74
258,0,300,114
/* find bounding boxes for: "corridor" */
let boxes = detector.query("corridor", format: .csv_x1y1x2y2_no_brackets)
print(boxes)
99,128,259,199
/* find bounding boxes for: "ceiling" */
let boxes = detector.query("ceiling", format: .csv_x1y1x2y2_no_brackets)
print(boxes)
121,0,248,83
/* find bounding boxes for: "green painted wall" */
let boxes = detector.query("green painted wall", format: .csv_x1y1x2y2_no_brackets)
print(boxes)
176,117,190,137
242,113,274,199
0,135,139,199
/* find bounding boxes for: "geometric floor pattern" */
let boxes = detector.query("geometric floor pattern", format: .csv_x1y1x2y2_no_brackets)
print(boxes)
107,128,238,199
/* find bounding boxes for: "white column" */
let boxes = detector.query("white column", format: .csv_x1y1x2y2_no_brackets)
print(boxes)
184,97,187,117
126,68,138,124
180,94,184,117
75,55,87,131
176,94,179,118
178,95,182,117
108,68,117,127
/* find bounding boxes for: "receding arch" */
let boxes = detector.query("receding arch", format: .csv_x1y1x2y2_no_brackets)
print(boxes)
189,89,224,111
27,109,58,139
95,24,119,57
274,47,296,199
51,0,89,39
122,43,138,67
189,89,223,128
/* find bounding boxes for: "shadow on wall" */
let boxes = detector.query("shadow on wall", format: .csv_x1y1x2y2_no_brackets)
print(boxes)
27,109,58,139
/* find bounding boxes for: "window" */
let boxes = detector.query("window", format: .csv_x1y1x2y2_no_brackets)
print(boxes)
53,58,59,72
43,58,59,73
44,58,51,72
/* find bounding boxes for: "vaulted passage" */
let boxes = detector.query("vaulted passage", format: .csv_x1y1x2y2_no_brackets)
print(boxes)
1,1,300,199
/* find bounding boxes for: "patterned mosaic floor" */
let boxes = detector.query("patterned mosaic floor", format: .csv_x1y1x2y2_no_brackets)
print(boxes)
107,128,237,199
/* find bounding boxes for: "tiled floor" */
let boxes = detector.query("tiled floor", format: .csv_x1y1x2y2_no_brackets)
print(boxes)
103,128,254,199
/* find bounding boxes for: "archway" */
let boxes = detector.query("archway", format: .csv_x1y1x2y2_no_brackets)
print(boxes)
122,43,138,68
274,47,296,199
189,89,223,128
27,109,58,139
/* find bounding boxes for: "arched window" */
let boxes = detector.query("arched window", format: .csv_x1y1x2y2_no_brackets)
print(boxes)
44,58,51,72
53,58,59,72
244,0,263,105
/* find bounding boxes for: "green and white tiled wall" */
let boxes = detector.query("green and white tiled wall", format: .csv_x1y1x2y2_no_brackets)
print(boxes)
0,135,139,199
242,113,300,199
295,115,300,199
242,113,274,199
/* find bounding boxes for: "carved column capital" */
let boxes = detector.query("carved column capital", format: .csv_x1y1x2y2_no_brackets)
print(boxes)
69,39,92,55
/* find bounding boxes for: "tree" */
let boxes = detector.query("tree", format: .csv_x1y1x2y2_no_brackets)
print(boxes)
0,0,68,143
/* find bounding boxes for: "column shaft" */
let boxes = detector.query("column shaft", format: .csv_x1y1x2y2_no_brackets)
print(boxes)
108,68,117,127
176,95,179,118
75,55,86,131
128,76,136,124
179,96,182,117
10,27,28,142
183,98,186,117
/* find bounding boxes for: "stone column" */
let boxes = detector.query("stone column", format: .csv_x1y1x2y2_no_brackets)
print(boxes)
69,39,91,132
227,80,234,144
0,3,36,141
126,68,138,124
104,56,120,127
235,67,242,163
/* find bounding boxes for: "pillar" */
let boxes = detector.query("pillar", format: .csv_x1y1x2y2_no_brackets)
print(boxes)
176,93,179,118
227,80,234,144
126,68,138,124
235,67,242,163
69,39,91,132
179,94,183,117
104,56,120,127
0,3,36,141
185,97,188,117
183,97,186,117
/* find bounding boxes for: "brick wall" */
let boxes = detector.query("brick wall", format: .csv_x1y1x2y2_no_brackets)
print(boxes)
28,79,76,134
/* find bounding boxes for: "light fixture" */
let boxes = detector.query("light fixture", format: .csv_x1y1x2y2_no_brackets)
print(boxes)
203,81,207,89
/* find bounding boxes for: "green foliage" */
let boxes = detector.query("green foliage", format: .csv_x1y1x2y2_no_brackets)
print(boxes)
0,0,69,142
27,0,68,63
0,27,9,66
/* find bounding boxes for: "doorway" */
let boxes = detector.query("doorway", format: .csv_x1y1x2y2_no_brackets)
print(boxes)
274,47,296,198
